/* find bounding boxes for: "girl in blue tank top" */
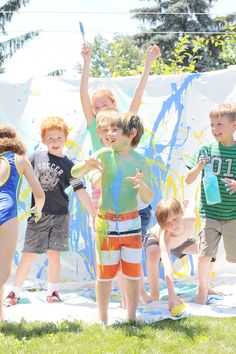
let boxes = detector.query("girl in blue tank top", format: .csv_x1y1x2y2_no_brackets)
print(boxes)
0,125,45,321
0,151,21,225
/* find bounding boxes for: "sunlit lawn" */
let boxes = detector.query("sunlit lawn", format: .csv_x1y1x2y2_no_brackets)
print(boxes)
1,317,236,353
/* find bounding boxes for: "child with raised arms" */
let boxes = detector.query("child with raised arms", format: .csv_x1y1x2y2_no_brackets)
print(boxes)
80,42,160,304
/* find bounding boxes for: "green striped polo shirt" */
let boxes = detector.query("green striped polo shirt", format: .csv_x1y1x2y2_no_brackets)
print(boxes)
186,142,236,220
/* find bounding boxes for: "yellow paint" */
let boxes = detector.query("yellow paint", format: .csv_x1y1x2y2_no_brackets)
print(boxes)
171,303,186,317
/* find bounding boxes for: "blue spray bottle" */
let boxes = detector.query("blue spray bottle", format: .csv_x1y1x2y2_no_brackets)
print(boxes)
201,148,221,205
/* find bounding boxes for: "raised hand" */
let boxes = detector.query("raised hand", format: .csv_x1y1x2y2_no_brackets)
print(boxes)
146,44,161,62
85,156,103,172
126,169,144,189
81,43,91,62
29,205,42,223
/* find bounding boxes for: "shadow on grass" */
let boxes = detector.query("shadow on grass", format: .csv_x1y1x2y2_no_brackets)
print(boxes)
0,319,83,339
111,317,209,340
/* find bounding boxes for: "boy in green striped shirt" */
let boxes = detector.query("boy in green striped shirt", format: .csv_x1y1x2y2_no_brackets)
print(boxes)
185,102,236,304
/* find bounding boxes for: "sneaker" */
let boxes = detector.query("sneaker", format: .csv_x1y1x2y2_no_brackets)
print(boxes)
4,291,20,307
46,291,62,303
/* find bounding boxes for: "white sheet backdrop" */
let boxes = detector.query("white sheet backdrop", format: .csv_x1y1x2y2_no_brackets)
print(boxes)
1,67,236,286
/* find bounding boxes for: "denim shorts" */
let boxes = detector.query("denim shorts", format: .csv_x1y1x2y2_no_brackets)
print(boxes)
138,205,152,242
23,214,69,254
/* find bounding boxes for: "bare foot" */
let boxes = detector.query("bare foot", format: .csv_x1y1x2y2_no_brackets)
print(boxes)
140,292,153,304
98,320,107,328
196,291,208,304
150,292,159,302
208,288,224,296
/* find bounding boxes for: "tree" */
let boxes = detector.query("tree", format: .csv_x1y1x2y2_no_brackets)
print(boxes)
76,34,144,77
130,0,236,72
0,0,40,73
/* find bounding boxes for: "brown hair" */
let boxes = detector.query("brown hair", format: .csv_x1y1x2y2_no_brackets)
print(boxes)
96,108,144,148
0,124,26,155
209,102,236,123
91,89,117,109
40,116,69,140
155,197,183,228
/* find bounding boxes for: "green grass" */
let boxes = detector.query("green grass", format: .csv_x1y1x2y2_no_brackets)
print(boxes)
0,317,236,353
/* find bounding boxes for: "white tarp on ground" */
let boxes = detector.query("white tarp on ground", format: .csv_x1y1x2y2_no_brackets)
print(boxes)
1,68,236,287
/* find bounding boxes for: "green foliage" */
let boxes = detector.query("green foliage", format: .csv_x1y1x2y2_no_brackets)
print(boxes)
87,34,144,77
130,0,236,72
105,35,143,77
214,20,236,67
152,20,236,75
77,19,236,78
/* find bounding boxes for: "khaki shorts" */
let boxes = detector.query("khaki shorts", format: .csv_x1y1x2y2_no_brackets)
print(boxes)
198,218,236,262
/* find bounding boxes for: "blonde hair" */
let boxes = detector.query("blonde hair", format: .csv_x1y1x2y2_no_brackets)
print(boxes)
96,107,120,130
91,89,117,110
209,102,236,123
40,116,69,140
0,124,26,155
155,197,183,228
96,108,144,148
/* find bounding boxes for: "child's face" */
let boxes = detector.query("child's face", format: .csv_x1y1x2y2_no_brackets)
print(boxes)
210,116,236,145
43,128,67,157
162,212,183,234
92,96,116,115
98,126,111,147
101,124,131,151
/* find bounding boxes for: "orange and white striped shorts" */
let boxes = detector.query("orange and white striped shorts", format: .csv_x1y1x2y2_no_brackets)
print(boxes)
95,211,142,281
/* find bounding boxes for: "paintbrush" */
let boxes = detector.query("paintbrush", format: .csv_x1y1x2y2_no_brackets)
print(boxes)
79,21,86,44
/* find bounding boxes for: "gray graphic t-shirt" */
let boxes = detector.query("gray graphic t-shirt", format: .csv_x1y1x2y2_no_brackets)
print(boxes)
30,151,84,215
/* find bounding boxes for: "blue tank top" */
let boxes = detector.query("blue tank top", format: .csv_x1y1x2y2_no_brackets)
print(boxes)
0,152,21,225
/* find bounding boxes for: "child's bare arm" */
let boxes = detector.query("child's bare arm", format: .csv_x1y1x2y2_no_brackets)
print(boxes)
76,188,96,219
159,231,184,309
80,44,94,126
185,157,207,184
129,44,161,114
138,181,153,204
182,198,196,219
21,156,45,218
71,157,103,179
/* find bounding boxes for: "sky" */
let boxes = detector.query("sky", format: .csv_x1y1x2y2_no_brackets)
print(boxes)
1,0,236,79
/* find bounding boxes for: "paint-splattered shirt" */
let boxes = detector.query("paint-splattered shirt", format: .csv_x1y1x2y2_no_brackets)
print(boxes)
94,147,152,215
